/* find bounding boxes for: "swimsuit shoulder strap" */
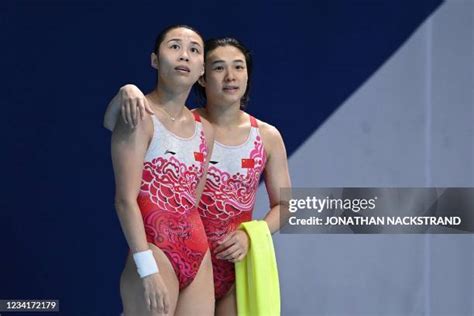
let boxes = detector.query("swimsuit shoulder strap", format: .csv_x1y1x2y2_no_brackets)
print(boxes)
249,115,258,128
192,110,202,123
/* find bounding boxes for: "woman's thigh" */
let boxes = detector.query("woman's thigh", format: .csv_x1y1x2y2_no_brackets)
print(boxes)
174,249,215,316
120,243,179,316
215,283,237,316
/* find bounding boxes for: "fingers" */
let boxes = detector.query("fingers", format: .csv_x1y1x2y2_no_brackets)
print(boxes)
120,85,149,128
155,292,164,313
216,244,240,260
223,248,243,262
122,98,150,130
145,99,155,115
162,293,170,314
215,230,249,262
131,100,138,127
137,98,145,121
121,103,128,125
124,100,133,128
145,292,167,314
214,232,236,253
145,296,151,312
145,294,157,312
230,252,246,263
151,295,158,313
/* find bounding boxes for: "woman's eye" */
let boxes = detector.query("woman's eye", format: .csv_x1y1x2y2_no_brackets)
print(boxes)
236,65,245,70
191,47,200,54
214,66,224,71
170,44,180,50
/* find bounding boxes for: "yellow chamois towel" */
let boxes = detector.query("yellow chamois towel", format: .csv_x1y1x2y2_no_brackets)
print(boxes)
235,220,280,316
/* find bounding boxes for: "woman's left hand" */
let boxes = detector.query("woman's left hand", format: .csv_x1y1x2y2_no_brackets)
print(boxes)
214,230,249,263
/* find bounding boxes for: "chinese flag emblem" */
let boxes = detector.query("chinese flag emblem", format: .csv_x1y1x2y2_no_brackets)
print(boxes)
241,158,255,168
194,152,204,162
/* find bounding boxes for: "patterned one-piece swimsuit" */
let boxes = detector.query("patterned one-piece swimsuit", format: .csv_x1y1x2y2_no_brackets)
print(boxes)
198,114,267,299
136,112,209,290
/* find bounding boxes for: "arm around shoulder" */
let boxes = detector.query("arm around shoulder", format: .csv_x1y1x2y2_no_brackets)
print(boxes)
103,90,122,131
104,84,152,131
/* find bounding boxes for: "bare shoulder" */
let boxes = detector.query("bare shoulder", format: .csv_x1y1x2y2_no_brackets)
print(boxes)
251,117,285,160
196,110,215,143
201,115,214,137
193,107,208,119
112,111,153,141
256,119,284,146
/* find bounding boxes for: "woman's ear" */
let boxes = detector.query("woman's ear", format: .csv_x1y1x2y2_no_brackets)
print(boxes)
200,63,205,76
151,52,159,70
198,75,206,87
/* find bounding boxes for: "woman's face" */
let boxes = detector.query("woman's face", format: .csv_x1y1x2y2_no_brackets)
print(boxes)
202,45,248,107
153,27,204,88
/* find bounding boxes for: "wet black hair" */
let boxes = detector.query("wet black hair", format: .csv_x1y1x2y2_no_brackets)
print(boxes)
196,37,253,108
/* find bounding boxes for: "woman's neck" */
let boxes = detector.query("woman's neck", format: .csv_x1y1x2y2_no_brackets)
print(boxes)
149,82,191,115
204,102,244,127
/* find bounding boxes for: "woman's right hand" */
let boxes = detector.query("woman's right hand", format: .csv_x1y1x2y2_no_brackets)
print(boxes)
141,272,170,314
119,84,154,128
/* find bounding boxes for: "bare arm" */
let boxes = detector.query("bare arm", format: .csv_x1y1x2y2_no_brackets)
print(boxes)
260,123,292,234
111,115,170,313
103,89,121,131
111,112,152,252
215,122,291,262
104,84,154,131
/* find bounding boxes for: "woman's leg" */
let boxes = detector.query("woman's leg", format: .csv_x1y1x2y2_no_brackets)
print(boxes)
120,243,179,316
174,249,215,316
215,284,237,316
